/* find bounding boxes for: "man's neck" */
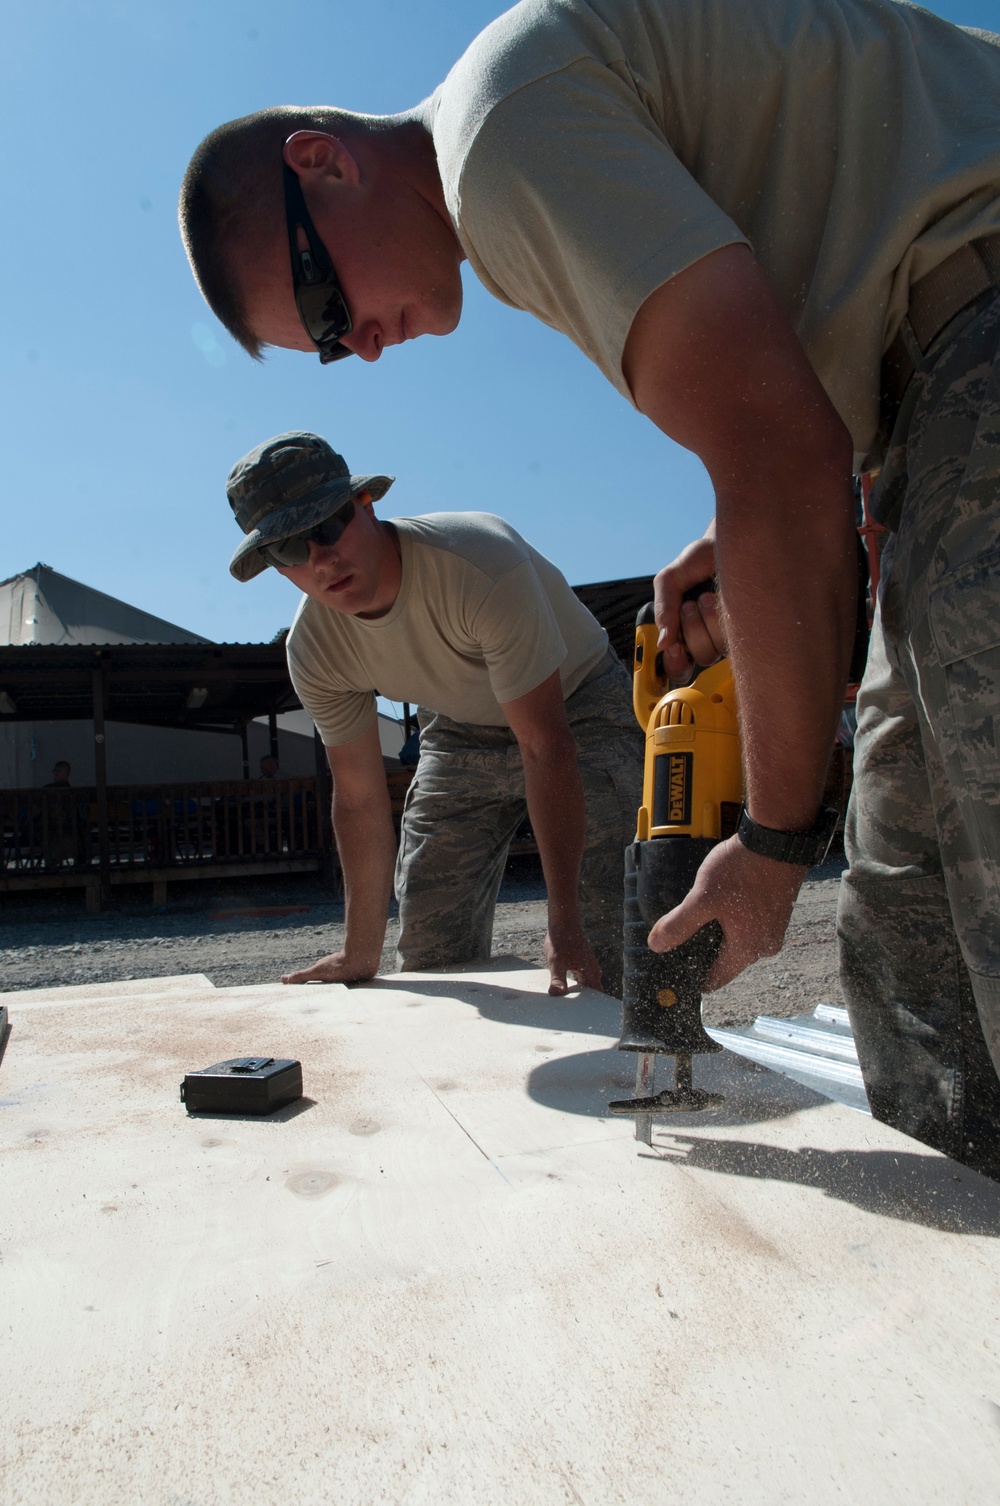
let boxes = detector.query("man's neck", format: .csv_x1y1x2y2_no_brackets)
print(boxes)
356,520,403,620
363,114,456,250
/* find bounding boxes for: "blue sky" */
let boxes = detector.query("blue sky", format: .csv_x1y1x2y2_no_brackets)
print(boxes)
1,0,996,648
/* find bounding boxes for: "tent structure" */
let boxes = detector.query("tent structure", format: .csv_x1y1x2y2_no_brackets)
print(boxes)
0,562,211,649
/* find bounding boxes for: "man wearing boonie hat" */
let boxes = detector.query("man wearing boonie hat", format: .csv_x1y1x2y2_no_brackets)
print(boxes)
227,431,642,997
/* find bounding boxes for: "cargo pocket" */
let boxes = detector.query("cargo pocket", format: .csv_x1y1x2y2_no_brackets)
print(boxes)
930,544,1000,666
579,759,642,855
928,547,1000,919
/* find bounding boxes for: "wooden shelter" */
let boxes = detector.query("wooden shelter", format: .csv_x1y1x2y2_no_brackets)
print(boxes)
0,641,334,908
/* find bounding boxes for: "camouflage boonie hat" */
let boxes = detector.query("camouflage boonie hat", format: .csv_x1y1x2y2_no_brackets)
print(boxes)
226,431,394,582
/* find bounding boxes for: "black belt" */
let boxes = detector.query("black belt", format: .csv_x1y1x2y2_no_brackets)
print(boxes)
881,231,1000,428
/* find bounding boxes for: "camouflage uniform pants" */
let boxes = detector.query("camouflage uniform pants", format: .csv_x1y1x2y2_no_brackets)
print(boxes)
394,652,642,996
838,289,1000,1177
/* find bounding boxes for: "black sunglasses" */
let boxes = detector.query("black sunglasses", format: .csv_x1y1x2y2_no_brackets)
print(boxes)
282,161,354,364
261,500,356,568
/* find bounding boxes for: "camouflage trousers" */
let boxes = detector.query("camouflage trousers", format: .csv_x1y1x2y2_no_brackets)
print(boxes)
838,288,1000,1178
394,653,642,996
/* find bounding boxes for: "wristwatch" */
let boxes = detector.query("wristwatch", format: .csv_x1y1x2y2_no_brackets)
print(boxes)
736,805,840,867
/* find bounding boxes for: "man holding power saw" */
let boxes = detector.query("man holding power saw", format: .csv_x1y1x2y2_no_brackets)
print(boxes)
180,0,1000,1168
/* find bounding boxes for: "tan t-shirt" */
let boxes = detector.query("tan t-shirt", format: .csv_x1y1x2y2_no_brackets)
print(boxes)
285,512,609,746
425,0,1000,468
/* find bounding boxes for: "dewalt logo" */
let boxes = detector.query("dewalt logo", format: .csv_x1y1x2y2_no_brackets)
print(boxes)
667,755,689,823
652,750,692,828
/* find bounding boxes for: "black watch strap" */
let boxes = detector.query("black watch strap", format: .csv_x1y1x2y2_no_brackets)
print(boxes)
736,805,839,867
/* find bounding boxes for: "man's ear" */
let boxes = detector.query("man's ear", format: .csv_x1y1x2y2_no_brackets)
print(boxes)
283,130,361,189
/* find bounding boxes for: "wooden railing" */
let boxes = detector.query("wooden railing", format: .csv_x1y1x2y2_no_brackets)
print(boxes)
1,778,324,881
0,765,532,910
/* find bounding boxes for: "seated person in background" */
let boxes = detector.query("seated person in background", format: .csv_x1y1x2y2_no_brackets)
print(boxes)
259,753,288,778
44,760,73,789
226,431,642,997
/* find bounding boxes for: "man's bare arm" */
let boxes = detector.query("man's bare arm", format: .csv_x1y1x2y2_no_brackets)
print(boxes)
282,722,396,984
622,243,857,986
501,671,602,996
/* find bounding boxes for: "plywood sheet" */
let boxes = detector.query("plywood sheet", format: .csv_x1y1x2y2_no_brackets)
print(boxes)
3,971,216,1007
3,963,1000,1506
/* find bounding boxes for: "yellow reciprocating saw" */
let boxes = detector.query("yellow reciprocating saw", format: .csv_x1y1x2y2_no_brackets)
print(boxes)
608,594,744,1136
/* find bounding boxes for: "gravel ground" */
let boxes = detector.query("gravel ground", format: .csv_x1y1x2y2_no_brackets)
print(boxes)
0,853,846,1027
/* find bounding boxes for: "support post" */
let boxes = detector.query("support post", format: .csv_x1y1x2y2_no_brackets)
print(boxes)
268,711,279,760
240,723,250,781
403,702,414,741
91,660,111,909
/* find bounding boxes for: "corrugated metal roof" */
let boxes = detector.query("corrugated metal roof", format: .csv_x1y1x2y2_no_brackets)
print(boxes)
572,574,653,664
0,642,299,729
0,570,655,730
